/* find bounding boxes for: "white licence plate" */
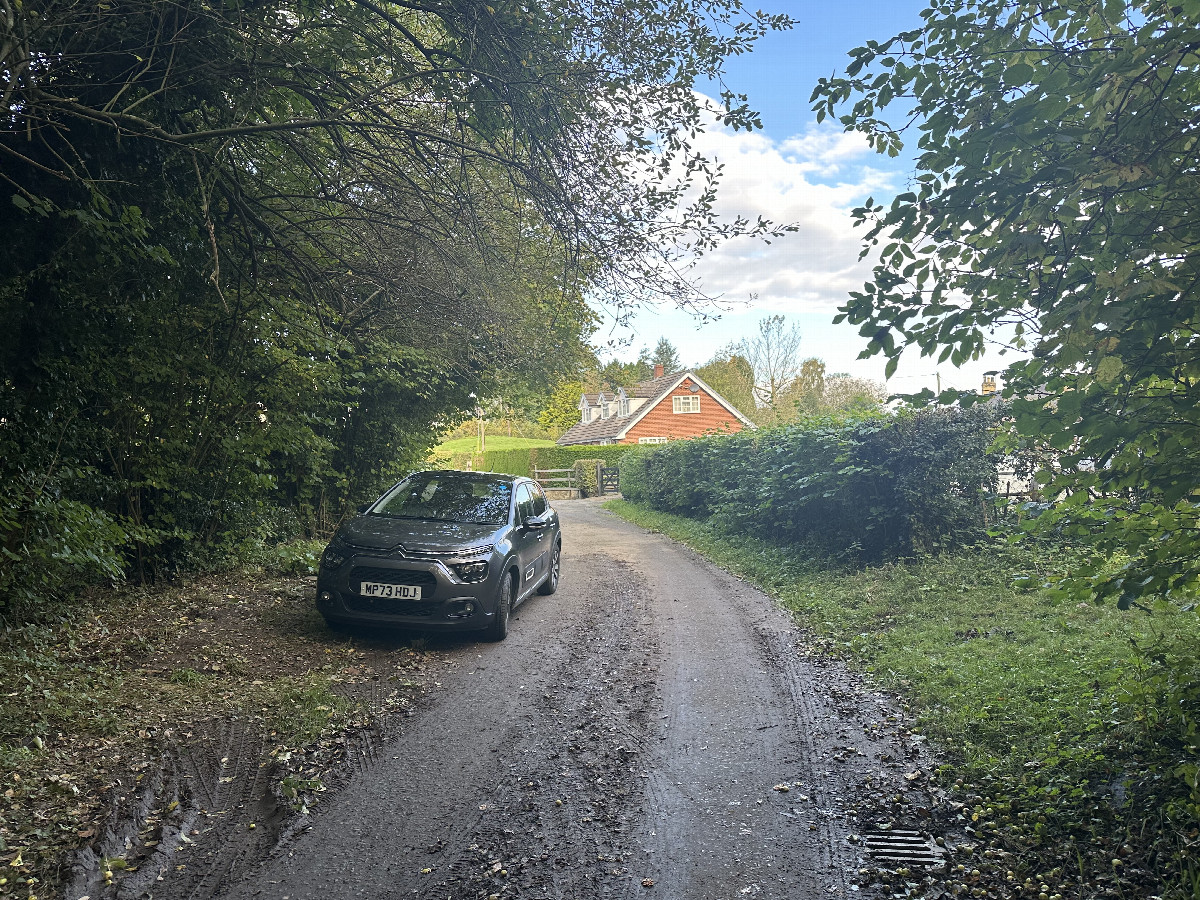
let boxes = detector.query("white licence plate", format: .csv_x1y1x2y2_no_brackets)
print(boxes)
360,582,422,600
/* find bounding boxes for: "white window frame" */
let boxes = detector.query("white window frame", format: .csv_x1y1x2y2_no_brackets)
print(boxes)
672,395,701,414
639,436,668,445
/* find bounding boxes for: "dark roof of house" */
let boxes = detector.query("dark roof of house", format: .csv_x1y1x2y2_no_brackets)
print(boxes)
555,413,625,446
581,387,630,406
630,372,679,399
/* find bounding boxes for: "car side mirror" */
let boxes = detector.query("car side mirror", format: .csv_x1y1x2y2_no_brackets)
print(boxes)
525,515,547,529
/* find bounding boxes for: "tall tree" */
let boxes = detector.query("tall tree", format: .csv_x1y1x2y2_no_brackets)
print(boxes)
538,381,587,436
820,374,887,414
696,352,756,418
791,358,828,415
737,316,805,411
811,0,1200,605
596,358,653,394
649,338,683,374
0,0,791,608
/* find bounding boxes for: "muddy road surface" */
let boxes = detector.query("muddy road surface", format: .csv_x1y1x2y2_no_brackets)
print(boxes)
153,501,935,900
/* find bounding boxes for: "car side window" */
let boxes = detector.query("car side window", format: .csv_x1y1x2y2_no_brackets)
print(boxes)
530,484,548,516
515,484,534,524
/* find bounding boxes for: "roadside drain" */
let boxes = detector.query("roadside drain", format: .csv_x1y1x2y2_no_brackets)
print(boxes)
863,829,945,869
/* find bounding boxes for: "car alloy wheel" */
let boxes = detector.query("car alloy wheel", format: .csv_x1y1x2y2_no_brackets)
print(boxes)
537,540,561,596
486,572,514,641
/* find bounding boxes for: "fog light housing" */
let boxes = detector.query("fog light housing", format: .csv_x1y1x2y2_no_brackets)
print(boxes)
450,560,489,583
318,590,334,603
446,599,477,619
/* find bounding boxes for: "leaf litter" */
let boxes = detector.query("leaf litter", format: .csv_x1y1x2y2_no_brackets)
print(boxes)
0,572,442,900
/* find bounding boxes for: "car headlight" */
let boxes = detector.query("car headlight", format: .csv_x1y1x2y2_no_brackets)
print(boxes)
321,546,346,569
450,560,489,583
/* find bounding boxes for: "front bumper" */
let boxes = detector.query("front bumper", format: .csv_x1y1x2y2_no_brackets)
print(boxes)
316,554,498,629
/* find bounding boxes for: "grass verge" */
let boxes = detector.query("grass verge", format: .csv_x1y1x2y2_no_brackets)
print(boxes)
606,499,1200,900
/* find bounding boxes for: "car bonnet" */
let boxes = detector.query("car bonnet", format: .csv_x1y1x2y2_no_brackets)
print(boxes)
338,515,504,554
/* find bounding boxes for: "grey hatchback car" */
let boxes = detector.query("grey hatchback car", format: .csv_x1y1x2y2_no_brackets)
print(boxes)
316,470,561,640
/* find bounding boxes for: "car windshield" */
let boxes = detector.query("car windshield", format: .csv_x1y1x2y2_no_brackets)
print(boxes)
369,474,513,526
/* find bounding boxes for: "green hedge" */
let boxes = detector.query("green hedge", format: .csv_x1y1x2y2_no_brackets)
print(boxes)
619,405,1005,559
572,459,605,497
429,445,629,479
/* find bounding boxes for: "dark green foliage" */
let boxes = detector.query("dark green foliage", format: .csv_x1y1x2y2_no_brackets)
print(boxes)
648,338,682,374
571,459,605,497
810,0,1200,606
1,0,790,616
0,465,128,611
621,405,1004,559
596,359,653,394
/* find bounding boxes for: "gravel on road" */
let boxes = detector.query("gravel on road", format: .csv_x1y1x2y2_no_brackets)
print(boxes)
135,500,939,900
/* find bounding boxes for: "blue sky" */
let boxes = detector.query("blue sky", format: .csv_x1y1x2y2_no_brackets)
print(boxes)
599,0,1012,395
717,1,925,146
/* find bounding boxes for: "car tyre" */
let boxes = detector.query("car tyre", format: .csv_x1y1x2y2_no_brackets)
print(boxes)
537,539,561,595
485,572,514,642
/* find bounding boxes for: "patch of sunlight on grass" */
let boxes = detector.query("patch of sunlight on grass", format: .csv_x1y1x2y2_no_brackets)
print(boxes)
432,436,557,455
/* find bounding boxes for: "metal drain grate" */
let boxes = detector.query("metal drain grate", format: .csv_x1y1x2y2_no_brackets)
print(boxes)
862,829,944,868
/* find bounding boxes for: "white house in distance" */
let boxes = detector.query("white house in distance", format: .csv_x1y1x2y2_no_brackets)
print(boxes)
557,364,755,446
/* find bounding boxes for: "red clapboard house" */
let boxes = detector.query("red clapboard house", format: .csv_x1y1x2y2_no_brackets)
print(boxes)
556,364,755,446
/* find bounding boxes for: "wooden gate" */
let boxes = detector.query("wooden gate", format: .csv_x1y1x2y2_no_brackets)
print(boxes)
599,466,620,495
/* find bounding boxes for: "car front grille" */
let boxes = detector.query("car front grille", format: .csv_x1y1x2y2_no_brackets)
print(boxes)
344,596,441,617
349,566,438,598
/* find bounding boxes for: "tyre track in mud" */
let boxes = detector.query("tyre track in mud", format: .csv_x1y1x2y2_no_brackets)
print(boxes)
166,719,278,900
202,550,661,900
561,502,932,899
138,500,935,900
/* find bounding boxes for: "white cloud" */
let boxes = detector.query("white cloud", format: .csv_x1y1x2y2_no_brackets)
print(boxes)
678,112,897,314
598,102,1018,394
779,129,876,177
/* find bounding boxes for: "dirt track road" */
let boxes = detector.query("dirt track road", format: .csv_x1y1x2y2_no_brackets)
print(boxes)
163,500,934,900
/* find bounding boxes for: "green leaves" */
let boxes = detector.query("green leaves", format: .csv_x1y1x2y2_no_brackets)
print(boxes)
623,405,1004,560
1002,62,1035,86
811,0,1200,608
5,0,796,607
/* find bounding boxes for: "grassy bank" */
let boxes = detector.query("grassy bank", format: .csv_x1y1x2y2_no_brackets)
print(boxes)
607,499,1200,899
431,436,557,455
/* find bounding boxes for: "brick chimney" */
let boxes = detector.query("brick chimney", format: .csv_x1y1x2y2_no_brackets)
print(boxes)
981,374,996,395
654,363,664,378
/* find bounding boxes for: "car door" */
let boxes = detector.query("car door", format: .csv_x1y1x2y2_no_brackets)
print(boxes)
513,483,546,595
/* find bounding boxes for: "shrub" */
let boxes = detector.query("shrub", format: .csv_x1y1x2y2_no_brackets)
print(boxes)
0,468,128,616
616,446,654,502
624,405,1004,559
572,459,604,497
